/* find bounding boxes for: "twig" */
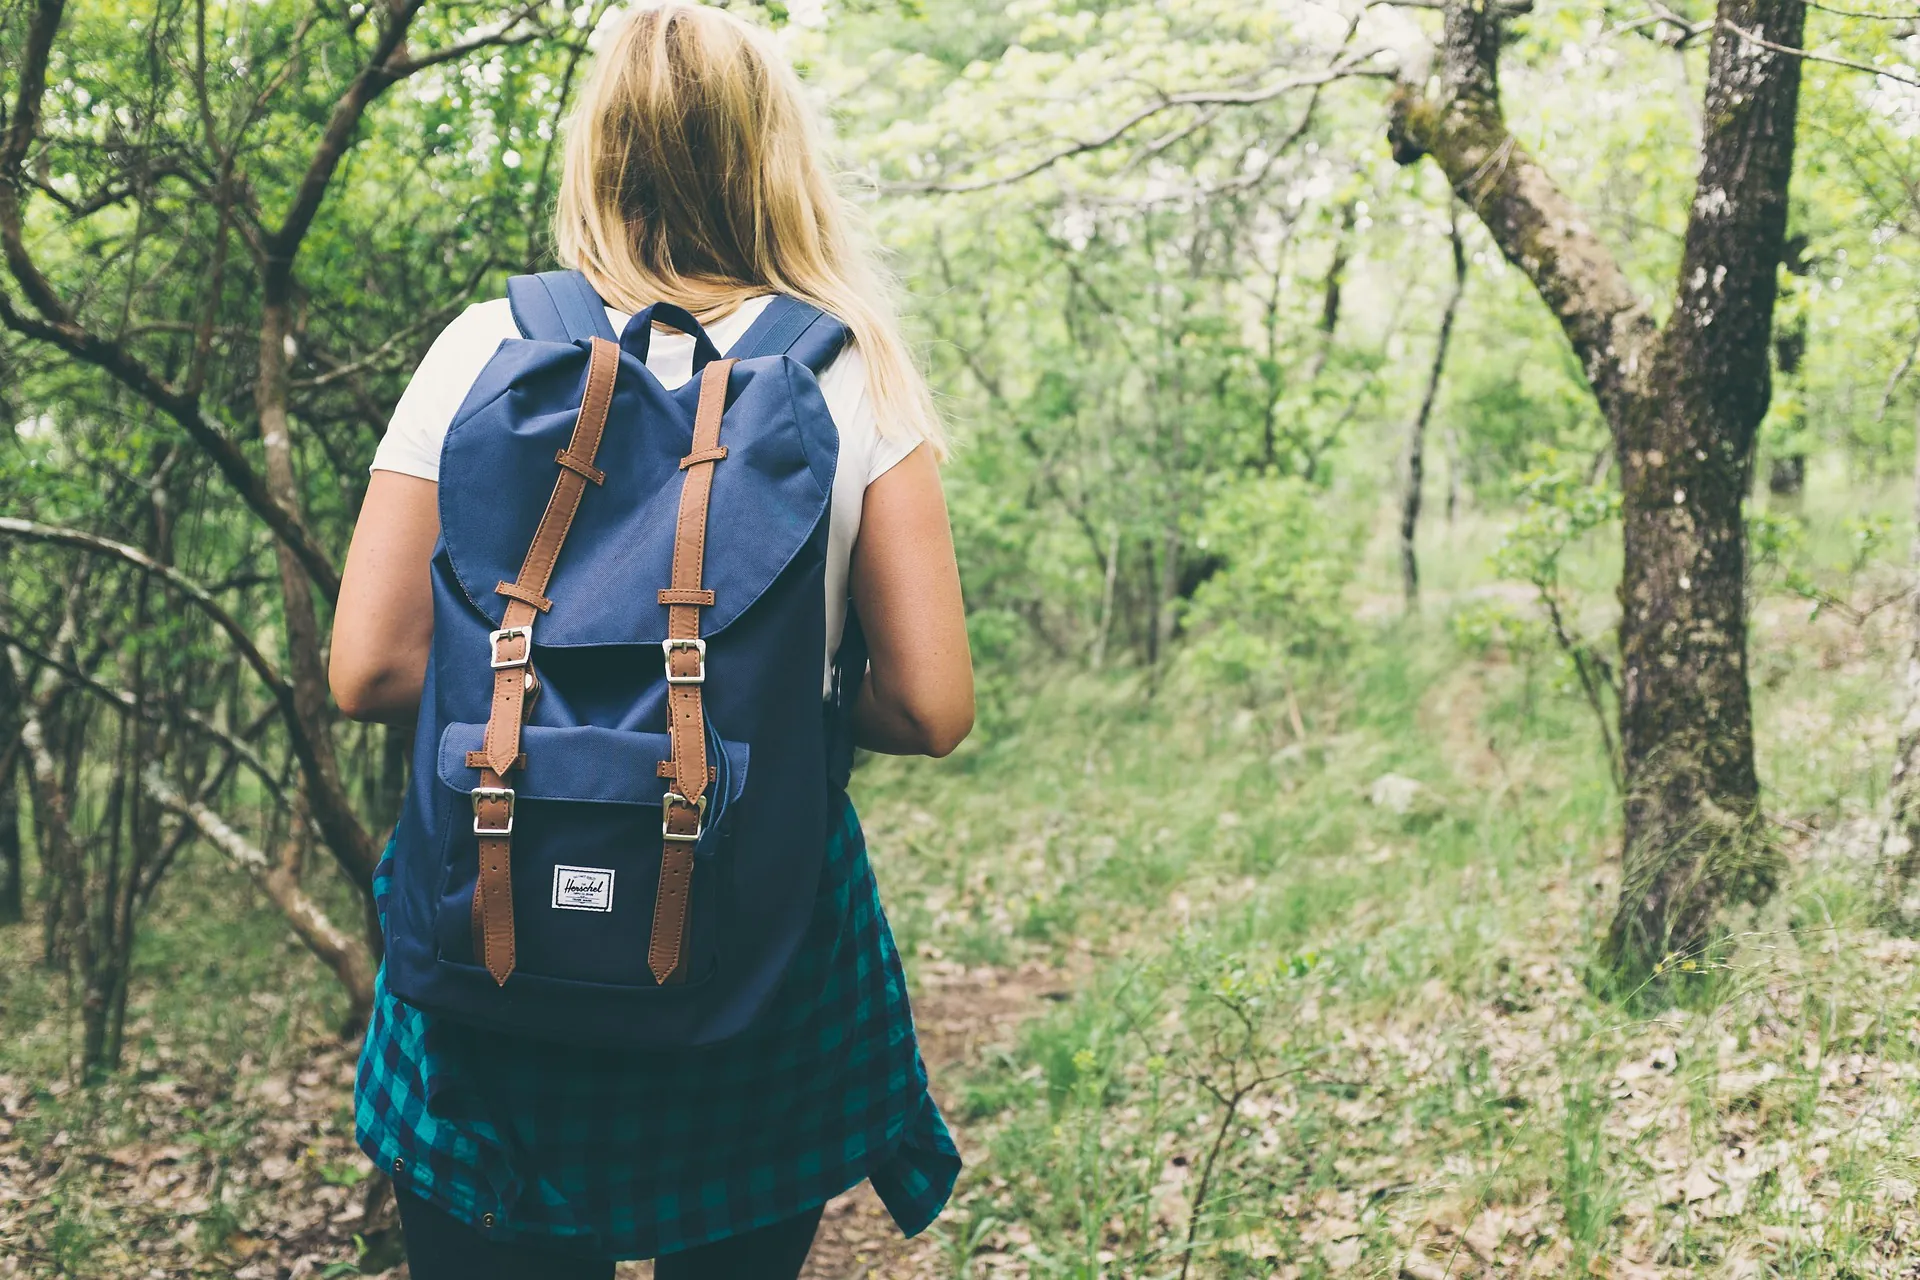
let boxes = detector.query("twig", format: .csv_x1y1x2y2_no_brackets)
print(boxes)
1720,18,1920,91
0,628,289,807
881,55,1394,195
0,518,287,696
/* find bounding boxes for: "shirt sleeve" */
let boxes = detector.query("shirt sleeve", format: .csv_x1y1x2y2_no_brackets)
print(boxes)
815,342,922,488
370,300,518,482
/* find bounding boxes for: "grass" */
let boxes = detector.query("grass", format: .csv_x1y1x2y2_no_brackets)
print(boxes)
846,476,1920,1277
6,470,1920,1277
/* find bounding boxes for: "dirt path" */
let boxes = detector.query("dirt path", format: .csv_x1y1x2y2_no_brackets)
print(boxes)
609,958,1068,1280
799,960,1065,1280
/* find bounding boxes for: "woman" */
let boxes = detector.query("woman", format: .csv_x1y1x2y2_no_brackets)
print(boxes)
328,6,973,1277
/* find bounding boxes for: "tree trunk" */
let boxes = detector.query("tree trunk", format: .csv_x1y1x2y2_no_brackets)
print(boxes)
1768,255,1810,498
1767,455,1805,496
255,286,378,889
1879,396,1920,924
1400,207,1467,608
0,657,24,925
1391,0,1805,985
8,649,99,1071
0,742,21,925
1607,0,1801,976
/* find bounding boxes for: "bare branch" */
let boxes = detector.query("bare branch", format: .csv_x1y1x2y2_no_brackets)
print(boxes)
0,515,378,881
1805,0,1920,18
0,629,289,808
0,292,344,601
881,55,1395,195
1719,17,1920,90
143,769,373,1024
263,0,428,273
293,263,493,391
0,517,287,695
385,3,556,76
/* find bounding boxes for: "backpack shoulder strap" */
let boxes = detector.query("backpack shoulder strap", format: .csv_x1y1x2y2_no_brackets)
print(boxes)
728,295,850,373
506,270,617,344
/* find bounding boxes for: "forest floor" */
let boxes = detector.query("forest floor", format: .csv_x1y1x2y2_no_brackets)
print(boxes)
6,489,1920,1278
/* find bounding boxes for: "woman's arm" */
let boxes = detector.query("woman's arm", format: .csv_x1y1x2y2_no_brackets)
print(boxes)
849,445,974,757
330,471,440,723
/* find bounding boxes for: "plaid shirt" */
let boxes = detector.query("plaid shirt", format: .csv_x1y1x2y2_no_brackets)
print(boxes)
355,793,958,1261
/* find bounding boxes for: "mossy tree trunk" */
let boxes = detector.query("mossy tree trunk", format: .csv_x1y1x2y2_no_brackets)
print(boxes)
1390,0,1806,985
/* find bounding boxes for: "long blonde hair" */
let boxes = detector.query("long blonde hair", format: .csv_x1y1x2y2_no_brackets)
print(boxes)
556,2,943,453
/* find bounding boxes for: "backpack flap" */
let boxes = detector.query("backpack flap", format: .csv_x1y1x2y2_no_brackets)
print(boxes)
436,342,839,647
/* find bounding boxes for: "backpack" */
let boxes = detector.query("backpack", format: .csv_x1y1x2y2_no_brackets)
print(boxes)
382,270,864,1050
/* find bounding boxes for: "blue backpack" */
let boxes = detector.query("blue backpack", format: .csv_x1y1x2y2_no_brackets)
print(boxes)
383,270,863,1049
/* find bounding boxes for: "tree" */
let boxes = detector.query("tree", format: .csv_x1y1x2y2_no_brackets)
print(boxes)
1399,203,1466,608
1388,0,1806,983
0,0,581,1069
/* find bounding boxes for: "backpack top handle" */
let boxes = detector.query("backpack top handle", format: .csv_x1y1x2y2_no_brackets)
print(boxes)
620,301,725,371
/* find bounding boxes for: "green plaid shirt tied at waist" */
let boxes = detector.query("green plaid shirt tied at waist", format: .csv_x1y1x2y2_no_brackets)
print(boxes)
355,793,959,1261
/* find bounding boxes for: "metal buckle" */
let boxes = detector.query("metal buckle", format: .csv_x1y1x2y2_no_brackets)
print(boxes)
661,790,707,842
489,626,533,670
472,786,516,836
662,637,706,685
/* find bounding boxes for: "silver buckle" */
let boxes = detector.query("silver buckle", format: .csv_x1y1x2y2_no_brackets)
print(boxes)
662,637,706,685
472,786,515,836
489,626,533,670
661,791,707,842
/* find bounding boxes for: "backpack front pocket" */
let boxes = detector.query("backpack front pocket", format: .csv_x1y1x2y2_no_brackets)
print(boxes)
431,722,749,989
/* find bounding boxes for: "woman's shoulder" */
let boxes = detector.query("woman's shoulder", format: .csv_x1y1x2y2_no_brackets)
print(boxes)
369,300,522,481
814,341,918,485
439,297,521,348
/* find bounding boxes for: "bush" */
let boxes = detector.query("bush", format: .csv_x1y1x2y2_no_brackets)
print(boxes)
1179,475,1363,700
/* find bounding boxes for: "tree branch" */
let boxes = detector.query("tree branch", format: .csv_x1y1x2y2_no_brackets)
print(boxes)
143,769,373,1026
1387,1,1658,428
0,517,287,695
883,55,1394,195
262,0,428,273
0,629,289,809
1717,16,1920,90
384,3,556,76
0,517,378,881
0,291,344,601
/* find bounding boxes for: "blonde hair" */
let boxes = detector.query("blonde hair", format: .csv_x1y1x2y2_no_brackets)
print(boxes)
556,2,943,454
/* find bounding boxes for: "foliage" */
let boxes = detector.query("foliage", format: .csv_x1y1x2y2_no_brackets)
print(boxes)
1181,474,1363,701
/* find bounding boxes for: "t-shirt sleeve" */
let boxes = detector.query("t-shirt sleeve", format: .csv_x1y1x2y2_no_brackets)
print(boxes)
369,300,517,482
816,342,922,487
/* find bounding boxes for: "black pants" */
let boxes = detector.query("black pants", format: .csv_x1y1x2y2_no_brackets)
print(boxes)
395,1186,823,1280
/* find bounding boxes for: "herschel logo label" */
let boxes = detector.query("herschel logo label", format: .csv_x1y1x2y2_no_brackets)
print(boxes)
551,865,614,912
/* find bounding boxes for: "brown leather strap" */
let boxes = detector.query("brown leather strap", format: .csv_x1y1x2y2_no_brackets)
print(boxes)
650,357,735,985
471,336,622,986
494,581,554,612
554,449,606,484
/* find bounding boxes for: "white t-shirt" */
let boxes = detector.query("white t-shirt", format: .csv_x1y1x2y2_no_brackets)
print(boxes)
372,295,917,684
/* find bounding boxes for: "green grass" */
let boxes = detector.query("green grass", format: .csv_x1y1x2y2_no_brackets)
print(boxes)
845,474,1920,1277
